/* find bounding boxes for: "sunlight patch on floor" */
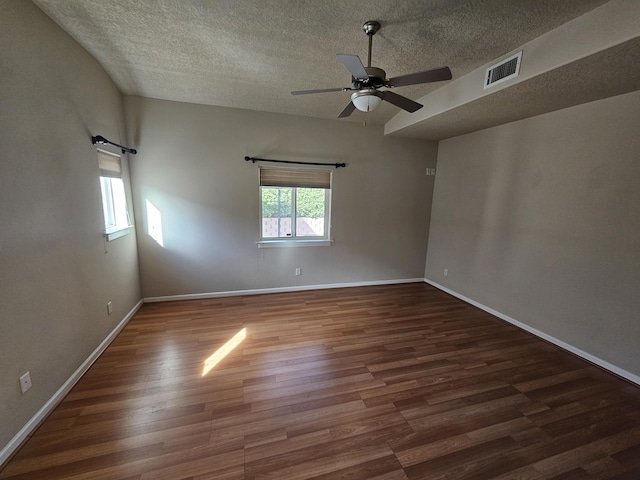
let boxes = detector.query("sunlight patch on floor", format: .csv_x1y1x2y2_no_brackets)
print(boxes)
202,328,246,376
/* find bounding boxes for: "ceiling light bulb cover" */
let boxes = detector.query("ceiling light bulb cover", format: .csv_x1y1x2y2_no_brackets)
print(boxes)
351,90,382,112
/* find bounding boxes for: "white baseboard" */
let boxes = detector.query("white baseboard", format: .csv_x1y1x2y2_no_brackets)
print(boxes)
0,299,144,466
424,278,640,386
143,278,425,303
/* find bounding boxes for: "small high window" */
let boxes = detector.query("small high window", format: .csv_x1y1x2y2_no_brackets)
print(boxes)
259,167,331,245
97,150,132,240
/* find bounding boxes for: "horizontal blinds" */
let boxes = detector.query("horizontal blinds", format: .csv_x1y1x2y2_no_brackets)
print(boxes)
259,167,331,189
97,150,122,178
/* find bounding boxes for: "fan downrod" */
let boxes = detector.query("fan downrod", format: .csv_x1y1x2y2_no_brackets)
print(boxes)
362,21,380,67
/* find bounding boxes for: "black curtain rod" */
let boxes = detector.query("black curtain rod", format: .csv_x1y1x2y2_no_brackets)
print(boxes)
92,135,137,155
245,156,345,168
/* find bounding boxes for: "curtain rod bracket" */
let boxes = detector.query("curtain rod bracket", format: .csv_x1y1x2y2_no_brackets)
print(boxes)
244,156,345,168
92,135,137,155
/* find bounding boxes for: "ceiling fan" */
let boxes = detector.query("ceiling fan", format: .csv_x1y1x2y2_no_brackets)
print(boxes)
291,20,453,118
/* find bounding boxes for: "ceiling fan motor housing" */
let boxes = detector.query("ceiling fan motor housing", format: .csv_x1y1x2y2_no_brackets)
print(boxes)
352,66,387,89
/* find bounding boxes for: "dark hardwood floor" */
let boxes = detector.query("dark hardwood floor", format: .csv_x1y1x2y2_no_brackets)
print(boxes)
2,283,640,479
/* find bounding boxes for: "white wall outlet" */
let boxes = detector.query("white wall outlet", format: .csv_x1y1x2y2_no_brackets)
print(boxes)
107,301,113,315
444,268,448,276
20,371,32,394
295,267,301,276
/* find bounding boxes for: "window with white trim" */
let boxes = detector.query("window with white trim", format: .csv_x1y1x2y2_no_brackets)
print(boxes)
97,150,132,239
259,167,331,243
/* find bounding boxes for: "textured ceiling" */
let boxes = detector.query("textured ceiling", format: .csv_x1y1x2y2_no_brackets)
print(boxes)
33,0,618,136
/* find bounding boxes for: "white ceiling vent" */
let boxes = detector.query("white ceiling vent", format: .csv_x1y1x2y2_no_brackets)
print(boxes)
484,51,522,89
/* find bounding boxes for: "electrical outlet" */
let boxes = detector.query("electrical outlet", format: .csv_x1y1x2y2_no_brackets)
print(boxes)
444,268,448,276
107,301,113,315
20,372,32,394
295,267,301,276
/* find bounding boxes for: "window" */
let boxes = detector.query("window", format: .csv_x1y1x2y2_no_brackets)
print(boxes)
259,167,331,245
98,150,132,240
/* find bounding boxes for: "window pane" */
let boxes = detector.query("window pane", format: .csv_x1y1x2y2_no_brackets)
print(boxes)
100,177,116,229
296,188,325,237
100,176,130,232
261,187,292,238
111,177,129,228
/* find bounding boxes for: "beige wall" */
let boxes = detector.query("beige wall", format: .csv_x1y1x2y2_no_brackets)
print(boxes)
425,90,640,377
0,1,141,453
124,96,438,298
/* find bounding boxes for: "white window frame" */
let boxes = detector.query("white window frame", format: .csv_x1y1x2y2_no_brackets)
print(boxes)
257,167,332,248
97,149,133,241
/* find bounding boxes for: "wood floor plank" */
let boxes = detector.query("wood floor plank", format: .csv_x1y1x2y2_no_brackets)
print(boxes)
2,283,640,479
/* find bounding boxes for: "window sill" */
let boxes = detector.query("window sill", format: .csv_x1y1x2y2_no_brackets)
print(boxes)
104,225,133,242
257,239,332,248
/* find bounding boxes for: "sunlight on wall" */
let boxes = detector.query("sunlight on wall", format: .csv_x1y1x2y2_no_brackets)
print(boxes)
145,199,164,247
202,328,247,376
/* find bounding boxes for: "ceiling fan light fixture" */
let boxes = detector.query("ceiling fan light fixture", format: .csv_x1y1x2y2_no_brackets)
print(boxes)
351,89,382,112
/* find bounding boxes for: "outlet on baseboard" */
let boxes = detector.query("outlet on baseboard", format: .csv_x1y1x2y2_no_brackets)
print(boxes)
444,268,448,277
107,301,113,315
20,371,32,394
295,267,301,276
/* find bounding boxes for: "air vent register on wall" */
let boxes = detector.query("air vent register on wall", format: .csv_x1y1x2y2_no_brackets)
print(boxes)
484,51,522,89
